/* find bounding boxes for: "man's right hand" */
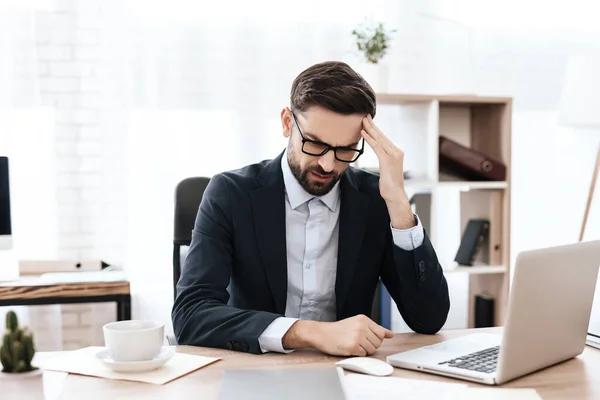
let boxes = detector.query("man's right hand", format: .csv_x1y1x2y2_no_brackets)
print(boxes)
282,314,394,356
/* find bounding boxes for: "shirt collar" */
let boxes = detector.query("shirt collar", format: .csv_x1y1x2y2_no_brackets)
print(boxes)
280,149,340,212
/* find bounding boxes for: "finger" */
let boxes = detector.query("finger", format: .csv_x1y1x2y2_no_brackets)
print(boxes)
360,337,377,355
366,329,383,349
384,327,394,339
361,129,385,157
364,115,398,154
353,344,368,357
368,323,387,341
361,116,382,144
364,115,388,143
363,120,393,156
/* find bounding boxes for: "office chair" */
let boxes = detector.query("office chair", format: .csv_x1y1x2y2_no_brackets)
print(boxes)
173,177,211,300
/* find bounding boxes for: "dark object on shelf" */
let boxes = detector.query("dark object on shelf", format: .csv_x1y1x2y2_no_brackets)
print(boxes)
439,136,506,181
475,294,495,328
455,219,489,266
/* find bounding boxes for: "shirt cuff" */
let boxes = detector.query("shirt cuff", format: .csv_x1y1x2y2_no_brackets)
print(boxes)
391,214,424,250
258,317,299,353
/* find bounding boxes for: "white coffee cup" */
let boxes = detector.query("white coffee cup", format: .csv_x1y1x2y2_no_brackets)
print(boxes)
103,320,164,362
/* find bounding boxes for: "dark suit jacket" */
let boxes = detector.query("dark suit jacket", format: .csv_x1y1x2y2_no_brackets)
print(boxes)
172,152,450,354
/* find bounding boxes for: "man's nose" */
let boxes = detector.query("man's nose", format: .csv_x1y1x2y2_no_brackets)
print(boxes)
318,150,336,173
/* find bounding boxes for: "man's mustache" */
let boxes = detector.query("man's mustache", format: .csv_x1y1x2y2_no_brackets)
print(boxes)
308,167,336,177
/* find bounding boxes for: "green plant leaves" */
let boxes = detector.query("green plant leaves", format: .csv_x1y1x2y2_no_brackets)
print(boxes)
351,20,395,64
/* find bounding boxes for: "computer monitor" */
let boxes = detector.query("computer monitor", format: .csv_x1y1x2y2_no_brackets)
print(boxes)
0,157,12,250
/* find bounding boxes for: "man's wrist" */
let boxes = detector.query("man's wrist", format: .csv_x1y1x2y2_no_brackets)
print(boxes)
386,197,415,230
282,320,321,350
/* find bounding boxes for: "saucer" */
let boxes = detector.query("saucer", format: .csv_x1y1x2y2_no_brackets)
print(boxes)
96,346,176,373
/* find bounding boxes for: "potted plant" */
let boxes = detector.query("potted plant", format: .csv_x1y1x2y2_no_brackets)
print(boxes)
351,19,396,92
0,310,43,398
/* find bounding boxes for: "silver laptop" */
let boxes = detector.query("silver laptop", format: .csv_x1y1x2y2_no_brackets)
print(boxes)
387,240,600,385
218,367,346,400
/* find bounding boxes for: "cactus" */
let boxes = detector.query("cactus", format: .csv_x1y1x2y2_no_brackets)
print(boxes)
0,311,37,373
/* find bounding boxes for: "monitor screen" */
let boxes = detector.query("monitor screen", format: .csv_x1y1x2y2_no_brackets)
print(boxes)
0,157,11,236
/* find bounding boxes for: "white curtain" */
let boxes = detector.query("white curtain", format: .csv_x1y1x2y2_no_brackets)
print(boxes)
0,0,63,350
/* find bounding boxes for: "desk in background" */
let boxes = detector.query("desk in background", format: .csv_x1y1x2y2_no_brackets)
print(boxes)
0,272,131,320
33,327,600,399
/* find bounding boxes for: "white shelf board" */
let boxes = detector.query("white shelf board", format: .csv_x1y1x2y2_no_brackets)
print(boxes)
360,169,507,191
407,179,508,191
444,264,507,275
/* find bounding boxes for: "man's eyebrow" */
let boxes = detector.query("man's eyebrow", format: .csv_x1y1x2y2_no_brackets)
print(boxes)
303,131,326,142
304,132,360,148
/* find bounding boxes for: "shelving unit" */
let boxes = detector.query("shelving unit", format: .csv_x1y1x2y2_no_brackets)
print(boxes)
359,93,512,331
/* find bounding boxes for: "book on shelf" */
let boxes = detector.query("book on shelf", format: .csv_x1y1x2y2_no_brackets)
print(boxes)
439,136,506,181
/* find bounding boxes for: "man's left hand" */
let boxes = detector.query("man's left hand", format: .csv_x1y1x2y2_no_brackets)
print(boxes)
361,115,416,229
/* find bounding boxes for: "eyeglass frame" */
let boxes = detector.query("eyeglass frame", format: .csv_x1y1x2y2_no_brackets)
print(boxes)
290,110,365,163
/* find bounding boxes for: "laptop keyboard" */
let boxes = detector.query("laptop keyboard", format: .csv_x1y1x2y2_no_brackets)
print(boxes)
438,346,499,374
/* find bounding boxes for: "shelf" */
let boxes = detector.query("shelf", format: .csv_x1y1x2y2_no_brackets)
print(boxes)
359,170,508,192
408,180,508,191
366,92,512,330
376,93,512,105
444,264,507,275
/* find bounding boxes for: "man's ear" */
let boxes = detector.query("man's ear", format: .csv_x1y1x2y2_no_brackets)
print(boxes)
281,107,292,138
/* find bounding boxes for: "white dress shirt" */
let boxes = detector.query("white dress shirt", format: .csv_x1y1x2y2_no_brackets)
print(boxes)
257,150,424,353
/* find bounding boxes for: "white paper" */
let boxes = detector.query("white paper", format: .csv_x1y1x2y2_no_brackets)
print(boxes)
341,371,542,400
36,346,220,385
452,388,542,399
43,371,69,400
341,372,468,400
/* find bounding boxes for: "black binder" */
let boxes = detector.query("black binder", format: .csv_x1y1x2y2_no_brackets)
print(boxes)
455,219,489,266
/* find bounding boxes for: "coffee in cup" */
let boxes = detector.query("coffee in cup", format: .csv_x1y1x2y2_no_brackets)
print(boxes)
103,320,164,362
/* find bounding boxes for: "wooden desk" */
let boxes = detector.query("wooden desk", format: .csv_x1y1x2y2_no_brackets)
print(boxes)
31,327,600,399
0,274,131,320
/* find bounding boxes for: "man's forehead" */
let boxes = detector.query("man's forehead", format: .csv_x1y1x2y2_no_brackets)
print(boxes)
299,109,363,145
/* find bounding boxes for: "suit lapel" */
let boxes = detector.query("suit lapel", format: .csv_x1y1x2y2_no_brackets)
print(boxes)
336,169,370,317
250,153,287,315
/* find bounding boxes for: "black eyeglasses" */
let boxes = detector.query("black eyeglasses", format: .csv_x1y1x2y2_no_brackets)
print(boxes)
290,111,364,163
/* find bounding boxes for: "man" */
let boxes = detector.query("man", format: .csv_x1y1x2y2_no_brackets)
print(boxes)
172,61,450,356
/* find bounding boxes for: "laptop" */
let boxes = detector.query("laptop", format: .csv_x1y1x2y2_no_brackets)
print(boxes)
218,367,346,400
387,240,600,385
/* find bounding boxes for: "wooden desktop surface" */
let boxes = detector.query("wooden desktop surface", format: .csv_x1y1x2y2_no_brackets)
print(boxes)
0,272,130,300
0,272,131,320
34,327,600,399
0,278,130,300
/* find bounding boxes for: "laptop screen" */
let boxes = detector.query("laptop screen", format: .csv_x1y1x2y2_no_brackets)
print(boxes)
0,157,11,236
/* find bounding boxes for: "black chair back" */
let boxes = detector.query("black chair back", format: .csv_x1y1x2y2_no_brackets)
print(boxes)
173,177,210,300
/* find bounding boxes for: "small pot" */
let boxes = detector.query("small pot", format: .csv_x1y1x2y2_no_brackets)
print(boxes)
355,62,389,93
0,368,44,400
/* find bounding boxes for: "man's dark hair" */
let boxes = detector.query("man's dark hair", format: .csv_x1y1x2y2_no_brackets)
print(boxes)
290,61,376,118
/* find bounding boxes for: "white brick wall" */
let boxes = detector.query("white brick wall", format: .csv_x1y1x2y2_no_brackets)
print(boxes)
17,1,126,351
24,303,116,351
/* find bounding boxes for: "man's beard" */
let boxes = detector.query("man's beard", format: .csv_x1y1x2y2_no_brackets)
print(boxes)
287,152,342,197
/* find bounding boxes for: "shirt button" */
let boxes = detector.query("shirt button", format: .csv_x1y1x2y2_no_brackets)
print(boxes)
308,224,315,229
305,263,312,269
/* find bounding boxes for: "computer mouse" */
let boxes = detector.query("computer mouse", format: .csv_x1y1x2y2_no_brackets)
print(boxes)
336,357,394,376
